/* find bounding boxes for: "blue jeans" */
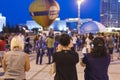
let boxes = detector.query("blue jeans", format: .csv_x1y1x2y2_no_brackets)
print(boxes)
36,49,44,64
47,48,54,64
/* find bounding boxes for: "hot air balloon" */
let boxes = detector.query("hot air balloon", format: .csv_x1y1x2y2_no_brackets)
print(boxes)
29,0,60,30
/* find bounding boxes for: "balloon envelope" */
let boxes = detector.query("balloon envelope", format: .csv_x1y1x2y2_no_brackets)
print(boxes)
29,0,60,30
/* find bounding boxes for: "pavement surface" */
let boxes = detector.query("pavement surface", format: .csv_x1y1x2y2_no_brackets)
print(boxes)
0,51,120,80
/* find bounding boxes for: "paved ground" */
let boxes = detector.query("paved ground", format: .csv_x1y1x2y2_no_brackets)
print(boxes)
0,51,120,80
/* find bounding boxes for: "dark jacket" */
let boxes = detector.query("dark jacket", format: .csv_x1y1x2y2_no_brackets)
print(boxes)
82,54,110,80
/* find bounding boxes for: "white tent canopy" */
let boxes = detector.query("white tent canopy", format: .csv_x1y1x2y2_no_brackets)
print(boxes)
80,21,107,34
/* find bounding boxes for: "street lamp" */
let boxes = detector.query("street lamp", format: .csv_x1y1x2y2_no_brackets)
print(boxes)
77,0,84,34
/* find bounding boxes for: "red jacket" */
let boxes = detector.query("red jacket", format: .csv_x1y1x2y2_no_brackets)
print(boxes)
0,40,6,51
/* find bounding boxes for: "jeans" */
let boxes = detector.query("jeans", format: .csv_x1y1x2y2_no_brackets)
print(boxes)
36,49,44,64
47,48,54,64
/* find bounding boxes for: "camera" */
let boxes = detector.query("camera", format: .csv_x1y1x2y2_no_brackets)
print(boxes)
90,43,94,48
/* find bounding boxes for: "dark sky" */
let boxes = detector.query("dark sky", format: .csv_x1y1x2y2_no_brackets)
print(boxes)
0,0,100,25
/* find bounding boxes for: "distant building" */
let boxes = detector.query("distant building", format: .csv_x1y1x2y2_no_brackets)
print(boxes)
100,0,119,28
26,18,67,31
26,20,42,30
26,18,92,31
118,0,120,27
49,19,67,31
66,18,92,30
0,13,6,32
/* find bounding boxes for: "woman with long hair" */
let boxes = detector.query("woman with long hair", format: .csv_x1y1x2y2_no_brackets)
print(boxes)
81,37,110,80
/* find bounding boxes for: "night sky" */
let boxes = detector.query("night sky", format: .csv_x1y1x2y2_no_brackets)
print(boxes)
0,0,100,25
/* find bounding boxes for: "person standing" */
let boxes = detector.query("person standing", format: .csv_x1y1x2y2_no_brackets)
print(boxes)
72,33,77,51
53,34,79,80
36,35,45,65
81,37,110,80
2,36,30,80
118,35,120,59
46,35,55,64
24,33,32,54
33,35,39,52
48,28,54,37
85,33,94,53
0,35,6,67
107,34,114,61
54,33,60,52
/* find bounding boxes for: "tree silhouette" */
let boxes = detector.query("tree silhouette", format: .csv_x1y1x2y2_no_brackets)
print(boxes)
15,25,20,33
2,25,10,33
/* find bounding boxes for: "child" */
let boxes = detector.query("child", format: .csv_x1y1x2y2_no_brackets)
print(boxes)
81,42,87,58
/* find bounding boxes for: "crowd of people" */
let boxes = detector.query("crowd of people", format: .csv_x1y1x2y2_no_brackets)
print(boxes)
0,28,120,80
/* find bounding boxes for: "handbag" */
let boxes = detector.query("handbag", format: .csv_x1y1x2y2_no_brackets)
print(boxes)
50,62,56,75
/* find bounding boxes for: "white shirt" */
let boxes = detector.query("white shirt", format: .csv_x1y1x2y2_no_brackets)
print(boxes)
85,38,92,49
72,37,77,44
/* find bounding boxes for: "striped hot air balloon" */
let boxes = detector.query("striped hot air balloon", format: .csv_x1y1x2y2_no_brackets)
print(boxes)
29,0,60,30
